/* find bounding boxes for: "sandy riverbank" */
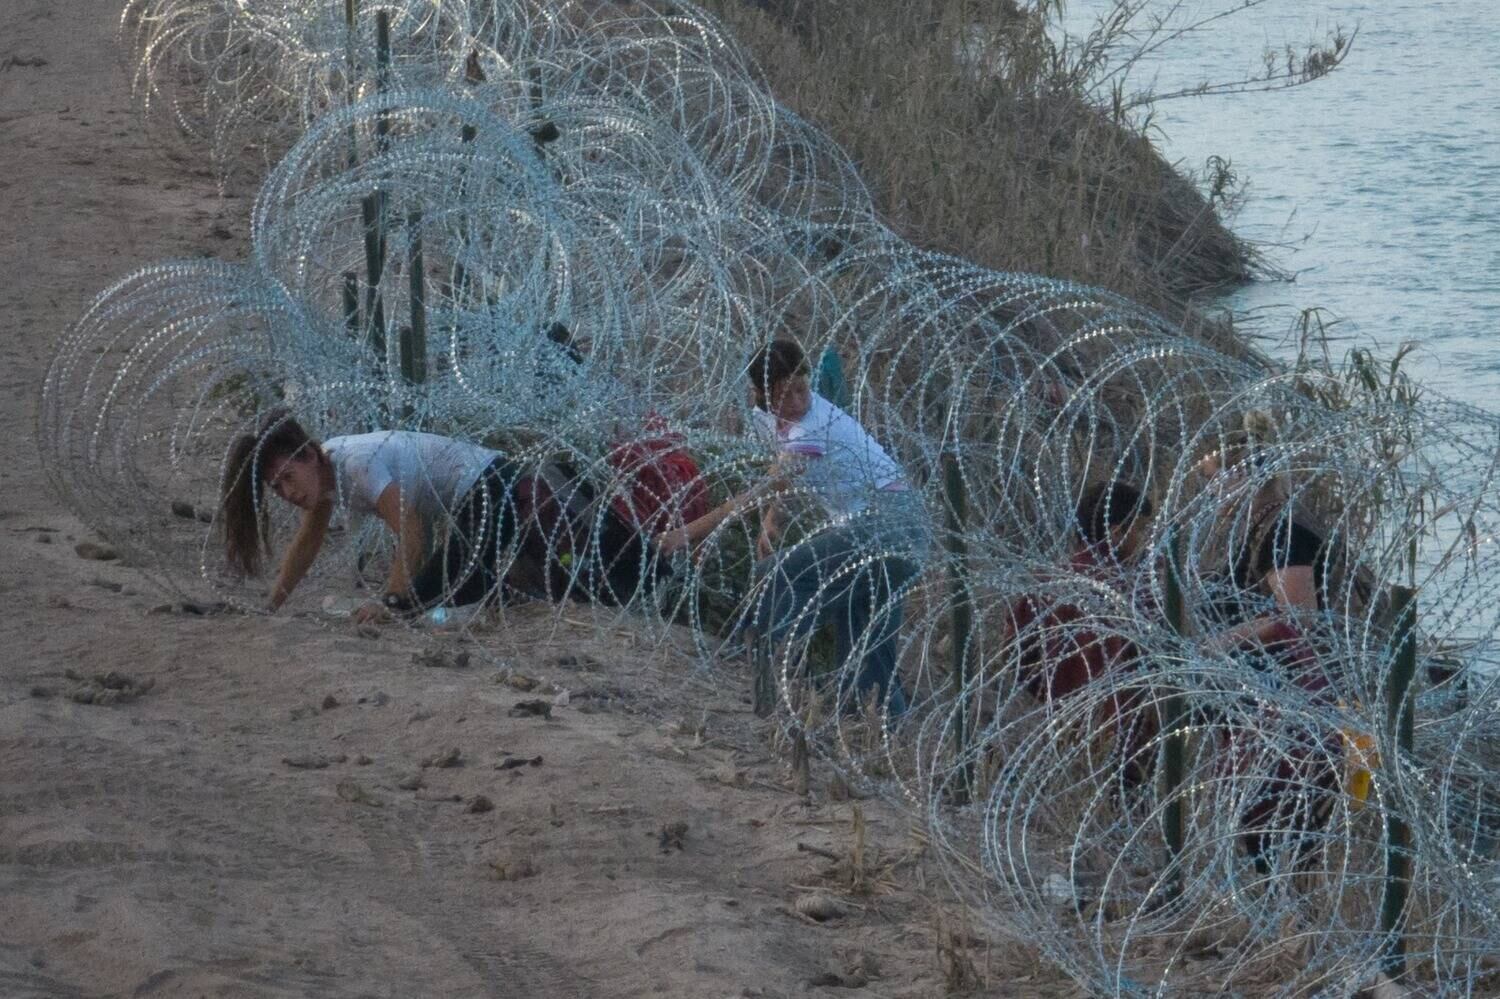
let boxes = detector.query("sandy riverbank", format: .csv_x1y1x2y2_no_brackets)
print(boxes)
0,4,1086,997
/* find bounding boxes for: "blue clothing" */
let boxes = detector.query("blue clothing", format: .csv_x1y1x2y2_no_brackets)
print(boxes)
749,491,928,715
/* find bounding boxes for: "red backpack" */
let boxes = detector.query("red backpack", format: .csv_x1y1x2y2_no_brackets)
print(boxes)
606,415,710,537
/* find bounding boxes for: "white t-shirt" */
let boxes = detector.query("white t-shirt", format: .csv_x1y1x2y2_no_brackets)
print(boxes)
751,393,907,518
322,431,500,527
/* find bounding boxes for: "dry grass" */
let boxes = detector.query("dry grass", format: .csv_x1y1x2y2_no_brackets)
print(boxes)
701,0,1256,324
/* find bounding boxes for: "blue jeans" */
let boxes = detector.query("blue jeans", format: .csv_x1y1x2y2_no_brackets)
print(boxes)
749,493,928,716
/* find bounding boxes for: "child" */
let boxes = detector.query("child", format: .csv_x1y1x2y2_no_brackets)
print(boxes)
657,340,928,715
1009,480,1158,787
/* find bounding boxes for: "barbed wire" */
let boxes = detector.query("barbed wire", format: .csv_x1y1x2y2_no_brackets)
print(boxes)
38,1,1500,993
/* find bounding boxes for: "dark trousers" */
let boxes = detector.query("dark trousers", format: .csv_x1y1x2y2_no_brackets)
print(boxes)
406,458,519,611
749,495,927,715
404,458,662,611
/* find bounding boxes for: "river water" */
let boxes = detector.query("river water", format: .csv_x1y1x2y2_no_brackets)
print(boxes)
1059,1,1500,405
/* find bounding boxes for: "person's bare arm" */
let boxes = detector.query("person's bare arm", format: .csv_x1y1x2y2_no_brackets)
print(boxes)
1207,564,1318,649
374,483,426,598
1265,564,1318,616
753,451,806,558
656,486,763,555
349,485,426,624
657,452,801,556
756,503,780,561
268,501,334,611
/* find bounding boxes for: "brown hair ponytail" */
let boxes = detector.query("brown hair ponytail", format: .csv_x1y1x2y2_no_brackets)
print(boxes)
221,409,316,577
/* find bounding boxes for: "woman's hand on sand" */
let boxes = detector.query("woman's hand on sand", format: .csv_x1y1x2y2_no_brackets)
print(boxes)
351,601,392,625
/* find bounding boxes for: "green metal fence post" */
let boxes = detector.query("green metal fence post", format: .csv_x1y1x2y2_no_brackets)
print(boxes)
749,626,774,718
943,452,973,805
1161,529,1187,895
374,10,391,154
404,210,427,385
1381,584,1417,978
360,192,387,361
342,272,360,338
344,0,359,167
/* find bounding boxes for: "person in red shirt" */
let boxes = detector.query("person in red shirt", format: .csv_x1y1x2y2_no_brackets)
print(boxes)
1009,480,1158,788
1195,432,1340,876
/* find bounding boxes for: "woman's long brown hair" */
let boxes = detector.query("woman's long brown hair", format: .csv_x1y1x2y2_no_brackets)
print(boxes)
221,409,316,577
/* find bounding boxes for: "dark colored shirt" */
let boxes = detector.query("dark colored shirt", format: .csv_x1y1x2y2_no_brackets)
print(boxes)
1232,513,1324,592
1214,508,1327,625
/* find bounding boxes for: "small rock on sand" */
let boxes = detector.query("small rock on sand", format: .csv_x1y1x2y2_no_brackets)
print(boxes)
703,764,748,789
488,855,537,882
412,647,470,669
397,774,425,791
499,673,539,692
658,821,689,853
74,541,117,561
282,754,346,770
808,971,857,988
793,893,846,923
466,795,495,814
321,694,340,710
65,670,154,706
147,601,233,617
335,780,382,807
508,699,552,720
170,500,213,523
421,747,462,769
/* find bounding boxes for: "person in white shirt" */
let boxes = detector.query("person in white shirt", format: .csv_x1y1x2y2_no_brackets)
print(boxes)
220,411,525,623
746,376,907,532
657,340,929,715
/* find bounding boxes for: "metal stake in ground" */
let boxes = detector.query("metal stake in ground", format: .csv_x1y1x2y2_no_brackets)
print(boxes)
943,452,973,805
359,10,393,369
1160,528,1187,899
748,626,774,718
402,210,427,386
1381,584,1418,978
342,271,360,339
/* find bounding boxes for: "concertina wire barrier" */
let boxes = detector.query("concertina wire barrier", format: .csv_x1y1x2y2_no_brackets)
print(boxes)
36,0,1500,993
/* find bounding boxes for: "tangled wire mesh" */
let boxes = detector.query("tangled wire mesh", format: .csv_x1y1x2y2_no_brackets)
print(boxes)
38,0,1500,993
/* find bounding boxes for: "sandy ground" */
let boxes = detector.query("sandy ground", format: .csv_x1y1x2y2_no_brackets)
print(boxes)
0,4,1074,997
